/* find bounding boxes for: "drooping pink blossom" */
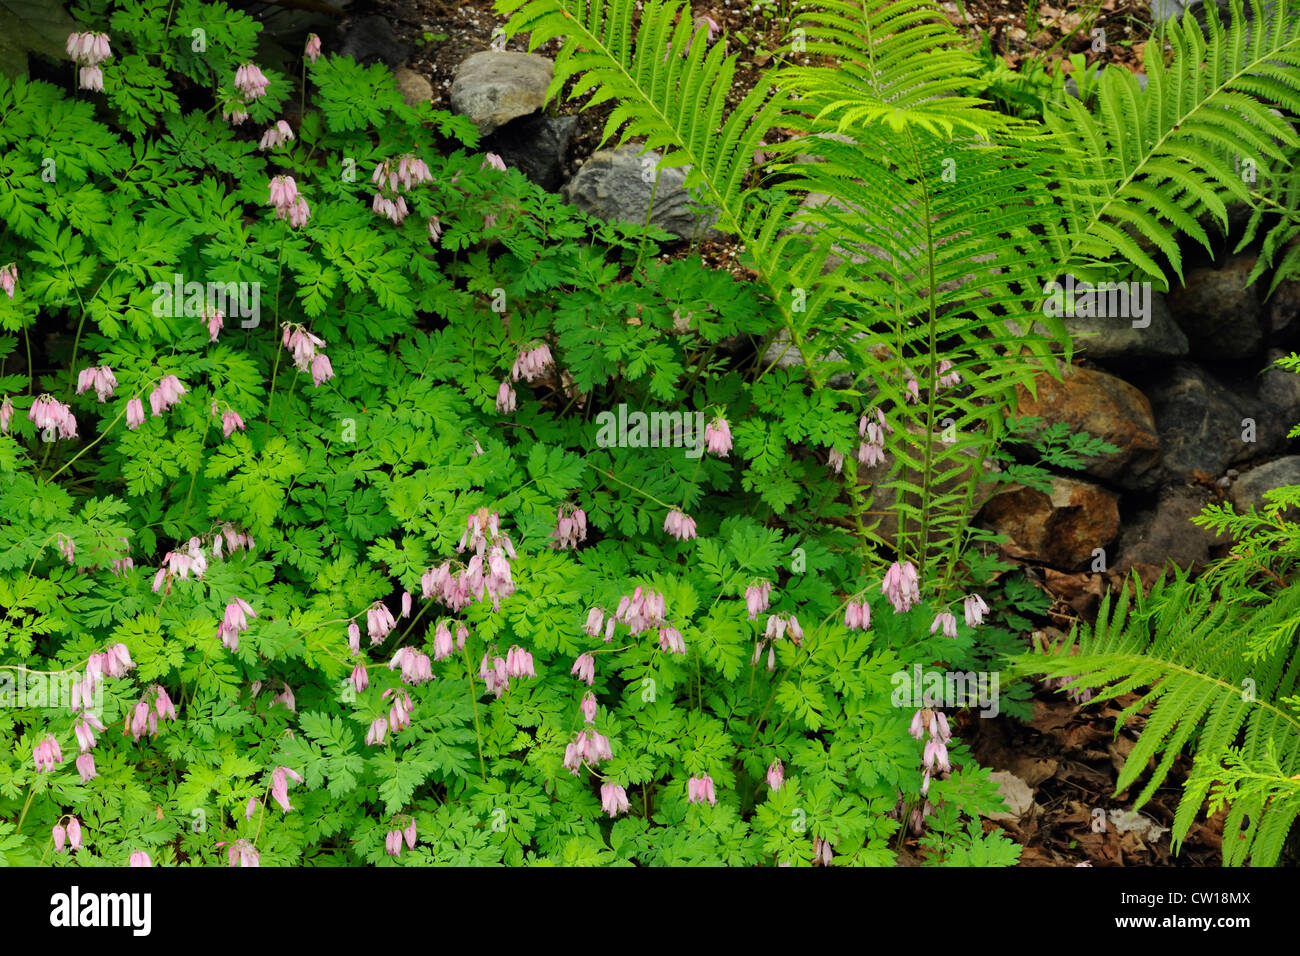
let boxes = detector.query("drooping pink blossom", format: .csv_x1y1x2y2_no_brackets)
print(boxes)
844,599,871,631
350,662,369,693
225,839,260,867
304,34,322,62
686,775,717,805
963,593,989,628
881,560,920,613
272,681,296,712
149,374,187,417
827,447,845,474
767,759,784,791
745,581,771,621
930,611,958,640
233,63,270,100
583,607,605,638
0,263,16,299
481,152,507,172
551,504,587,550
33,735,63,773
126,397,145,429
495,380,516,413
367,603,396,643
221,409,245,439
0,396,12,433
580,691,597,723
510,344,554,383
704,416,732,457
258,120,295,151
663,508,697,541
269,766,303,812
571,652,595,686
505,645,535,679
128,850,152,867
657,625,686,655
29,396,77,439
600,783,630,818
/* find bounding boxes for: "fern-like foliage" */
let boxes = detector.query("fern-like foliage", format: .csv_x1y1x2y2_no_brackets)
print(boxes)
1012,550,1300,865
1042,0,1300,287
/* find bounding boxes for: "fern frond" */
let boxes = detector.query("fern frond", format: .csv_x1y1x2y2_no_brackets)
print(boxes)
1012,571,1300,864
1043,0,1300,285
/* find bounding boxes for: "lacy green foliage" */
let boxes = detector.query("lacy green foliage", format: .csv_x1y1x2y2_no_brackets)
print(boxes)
0,0,1019,867
1044,0,1300,288
1012,364,1300,865
498,0,1300,590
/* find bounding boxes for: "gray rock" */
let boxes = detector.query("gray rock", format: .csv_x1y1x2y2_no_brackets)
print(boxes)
1251,356,1300,454
561,146,722,241
1055,290,1188,361
337,15,410,69
483,114,576,191
450,51,554,136
1229,456,1300,516
1115,484,1230,571
1143,362,1253,481
1167,254,1265,360
392,67,433,108
1269,279,1300,335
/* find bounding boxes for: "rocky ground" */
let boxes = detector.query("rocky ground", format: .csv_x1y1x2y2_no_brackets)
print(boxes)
284,0,1298,865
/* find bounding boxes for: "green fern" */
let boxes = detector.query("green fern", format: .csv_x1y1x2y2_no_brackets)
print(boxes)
1012,563,1300,866
1042,0,1300,286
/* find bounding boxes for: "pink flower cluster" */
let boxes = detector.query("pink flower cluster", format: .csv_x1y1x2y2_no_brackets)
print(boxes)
75,365,117,402
389,646,434,685
562,728,613,774
258,120,294,151
223,839,259,867
481,152,507,172
282,323,334,385
212,522,256,558
936,359,962,389
812,835,834,866
583,606,615,642
305,34,322,63
430,620,467,661
910,706,952,802
217,596,256,651
571,652,595,686
152,536,209,592
385,819,417,856
33,735,63,772
551,504,587,550
220,407,246,439
234,63,270,100
510,344,554,383
371,154,433,225
495,381,516,413
704,416,732,456
126,684,178,741
686,775,717,805
66,31,111,91
149,374,187,417
964,593,989,627
479,644,536,697
443,509,518,610
52,816,84,853
753,612,801,669
366,602,397,644
843,598,871,630
930,610,958,639
600,783,630,817
745,580,772,620
267,176,310,228
881,560,920,613
69,642,132,783
614,587,667,636
30,396,77,439
0,262,16,298
366,687,415,745
663,508,697,541
857,409,888,467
